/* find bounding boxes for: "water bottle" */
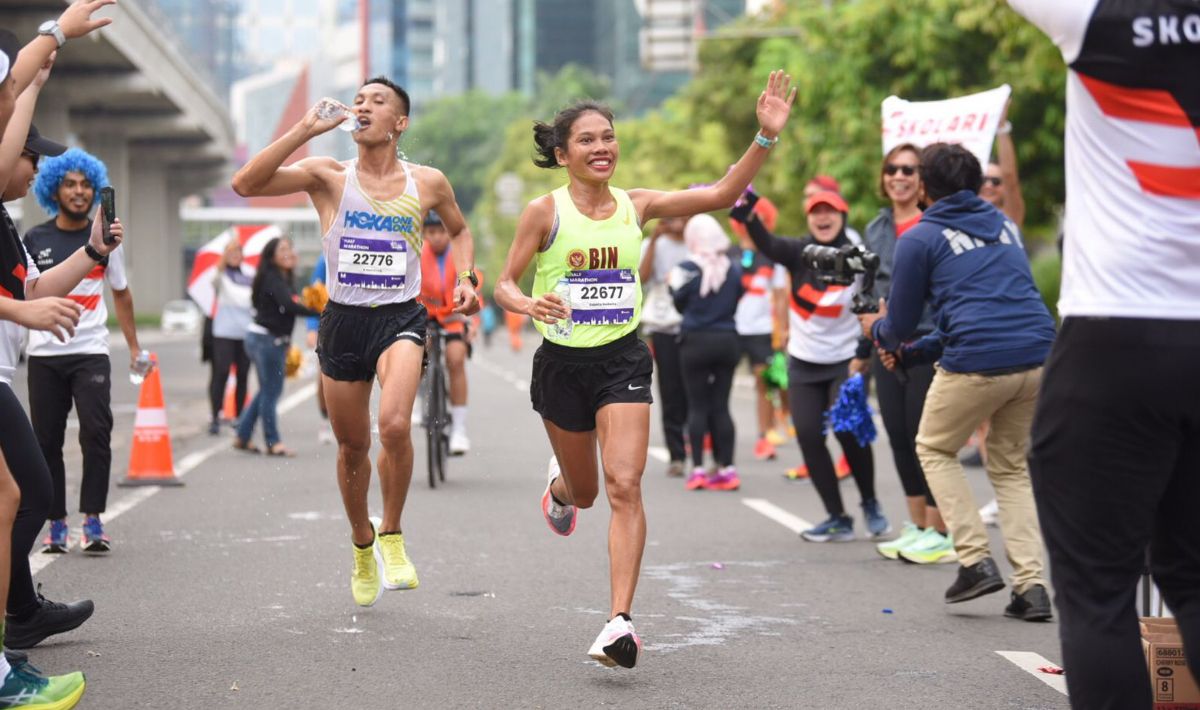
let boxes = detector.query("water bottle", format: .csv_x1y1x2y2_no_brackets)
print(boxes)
549,278,573,340
129,350,153,386
317,100,364,133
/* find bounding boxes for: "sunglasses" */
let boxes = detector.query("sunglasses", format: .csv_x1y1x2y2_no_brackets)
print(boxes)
884,164,916,176
983,176,1003,187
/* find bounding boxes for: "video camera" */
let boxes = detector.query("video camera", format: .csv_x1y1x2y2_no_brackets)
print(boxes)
801,243,881,314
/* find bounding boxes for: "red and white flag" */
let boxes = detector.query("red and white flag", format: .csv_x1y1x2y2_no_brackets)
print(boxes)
186,224,282,317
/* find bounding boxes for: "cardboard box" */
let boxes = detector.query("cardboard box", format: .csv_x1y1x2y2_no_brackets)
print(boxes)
1141,617,1200,709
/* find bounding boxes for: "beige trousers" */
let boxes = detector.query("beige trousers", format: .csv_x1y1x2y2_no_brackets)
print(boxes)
915,366,1046,592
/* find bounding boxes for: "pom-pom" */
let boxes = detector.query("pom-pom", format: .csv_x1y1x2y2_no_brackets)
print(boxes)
826,373,877,447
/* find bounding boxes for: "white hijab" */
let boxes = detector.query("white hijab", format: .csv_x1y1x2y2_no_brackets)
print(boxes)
683,214,732,297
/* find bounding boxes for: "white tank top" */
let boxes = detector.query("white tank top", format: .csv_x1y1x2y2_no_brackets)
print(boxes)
322,159,423,306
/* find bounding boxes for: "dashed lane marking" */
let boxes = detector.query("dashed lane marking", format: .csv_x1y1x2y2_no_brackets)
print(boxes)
30,383,317,575
995,651,1068,696
741,498,813,535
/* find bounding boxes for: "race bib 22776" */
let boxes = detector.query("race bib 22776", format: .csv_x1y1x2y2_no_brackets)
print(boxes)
336,236,407,289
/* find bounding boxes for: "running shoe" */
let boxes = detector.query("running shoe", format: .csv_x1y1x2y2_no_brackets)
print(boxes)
587,616,642,669
876,522,922,560
835,455,852,480
945,557,1005,604
860,499,891,538
377,532,419,590
706,466,741,491
665,461,686,478
753,437,776,461
0,660,85,710
3,588,94,650
317,424,335,445
959,447,984,468
979,499,999,527
449,431,470,456
684,468,708,491
897,528,958,565
783,465,809,482
350,527,384,607
765,428,787,447
80,517,110,554
40,521,68,555
541,456,576,536
800,514,855,543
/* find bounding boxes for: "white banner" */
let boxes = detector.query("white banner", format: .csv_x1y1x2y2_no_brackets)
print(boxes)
881,84,1012,167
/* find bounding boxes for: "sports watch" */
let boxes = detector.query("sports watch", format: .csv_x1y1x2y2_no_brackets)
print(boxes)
458,270,479,288
38,21,66,49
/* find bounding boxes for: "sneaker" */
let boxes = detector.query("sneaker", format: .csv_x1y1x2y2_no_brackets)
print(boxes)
876,522,923,560
945,557,1005,604
541,457,576,536
753,437,776,461
377,532,419,590
979,499,999,527
800,514,855,542
706,466,741,491
783,465,809,482
40,522,68,555
898,528,958,565
449,431,470,456
1004,583,1053,622
3,588,95,650
587,616,642,669
960,447,984,468
80,517,110,554
207,419,220,436
665,461,685,478
835,455,852,479
0,660,85,709
350,527,384,607
317,424,335,445
684,468,708,491
765,428,787,447
860,499,891,538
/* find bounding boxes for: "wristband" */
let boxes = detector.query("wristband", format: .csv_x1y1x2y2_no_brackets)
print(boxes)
754,131,778,150
83,244,104,262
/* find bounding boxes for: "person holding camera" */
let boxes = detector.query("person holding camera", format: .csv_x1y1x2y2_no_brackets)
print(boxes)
859,143,1055,620
733,190,889,543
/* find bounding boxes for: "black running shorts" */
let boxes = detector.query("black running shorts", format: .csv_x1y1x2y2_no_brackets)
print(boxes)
530,332,653,432
739,333,773,368
318,300,427,382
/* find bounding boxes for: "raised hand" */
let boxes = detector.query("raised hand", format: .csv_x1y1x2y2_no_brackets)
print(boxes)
303,98,351,135
756,70,797,139
90,216,123,256
58,0,117,40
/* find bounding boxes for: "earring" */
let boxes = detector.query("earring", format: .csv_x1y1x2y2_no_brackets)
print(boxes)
387,131,394,142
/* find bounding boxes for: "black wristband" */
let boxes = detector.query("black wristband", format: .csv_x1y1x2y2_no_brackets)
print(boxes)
83,244,104,262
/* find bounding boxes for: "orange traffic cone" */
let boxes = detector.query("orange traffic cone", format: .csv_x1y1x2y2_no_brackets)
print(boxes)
221,367,238,421
120,354,183,487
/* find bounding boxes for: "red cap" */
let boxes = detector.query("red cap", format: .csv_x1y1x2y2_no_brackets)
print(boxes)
808,174,841,194
805,190,849,214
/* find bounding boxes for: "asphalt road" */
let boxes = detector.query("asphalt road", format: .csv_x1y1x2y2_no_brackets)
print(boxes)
13,328,1070,709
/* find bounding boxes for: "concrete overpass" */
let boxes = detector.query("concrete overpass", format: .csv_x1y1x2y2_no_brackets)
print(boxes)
1,0,234,315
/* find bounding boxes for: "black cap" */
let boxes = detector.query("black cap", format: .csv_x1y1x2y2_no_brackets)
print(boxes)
424,210,443,227
0,30,18,85
24,124,67,157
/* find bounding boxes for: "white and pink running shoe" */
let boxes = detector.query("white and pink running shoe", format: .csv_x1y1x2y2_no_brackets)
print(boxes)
541,456,577,536
588,616,642,669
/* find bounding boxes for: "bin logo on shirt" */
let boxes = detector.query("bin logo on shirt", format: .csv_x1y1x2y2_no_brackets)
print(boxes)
568,249,586,269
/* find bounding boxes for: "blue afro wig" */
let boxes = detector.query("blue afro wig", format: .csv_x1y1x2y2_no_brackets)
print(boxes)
33,148,109,216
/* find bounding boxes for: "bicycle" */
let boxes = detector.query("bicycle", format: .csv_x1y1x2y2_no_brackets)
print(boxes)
422,317,451,489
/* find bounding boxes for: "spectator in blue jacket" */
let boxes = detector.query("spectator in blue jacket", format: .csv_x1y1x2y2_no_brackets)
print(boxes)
859,143,1056,622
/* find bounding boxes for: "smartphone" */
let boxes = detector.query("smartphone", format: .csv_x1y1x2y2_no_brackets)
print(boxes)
100,187,116,245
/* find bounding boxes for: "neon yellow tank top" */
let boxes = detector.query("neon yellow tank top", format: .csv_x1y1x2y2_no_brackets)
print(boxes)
533,185,644,348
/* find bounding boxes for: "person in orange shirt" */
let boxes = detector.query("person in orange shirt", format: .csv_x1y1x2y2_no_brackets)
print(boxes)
418,211,477,454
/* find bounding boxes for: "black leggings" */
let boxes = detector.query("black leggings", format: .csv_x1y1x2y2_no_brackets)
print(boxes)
872,355,937,506
679,331,739,468
0,383,53,619
788,360,875,517
209,337,250,422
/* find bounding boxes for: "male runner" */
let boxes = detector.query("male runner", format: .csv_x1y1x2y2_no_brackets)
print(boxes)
232,77,479,606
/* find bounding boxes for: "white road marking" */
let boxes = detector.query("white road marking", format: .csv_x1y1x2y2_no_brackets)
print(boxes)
995,651,1068,696
648,446,669,463
30,382,317,575
741,498,813,535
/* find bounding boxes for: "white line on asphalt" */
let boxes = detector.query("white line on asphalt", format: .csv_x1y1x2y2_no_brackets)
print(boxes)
647,446,669,463
30,382,318,576
995,651,1068,696
742,498,813,534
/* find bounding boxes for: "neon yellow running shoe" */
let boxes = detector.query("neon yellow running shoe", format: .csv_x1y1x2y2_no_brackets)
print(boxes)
351,529,384,607
0,661,85,710
378,532,419,590
876,522,923,560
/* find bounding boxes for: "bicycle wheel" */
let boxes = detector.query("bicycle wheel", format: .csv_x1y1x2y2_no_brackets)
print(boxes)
437,376,449,483
425,367,439,489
